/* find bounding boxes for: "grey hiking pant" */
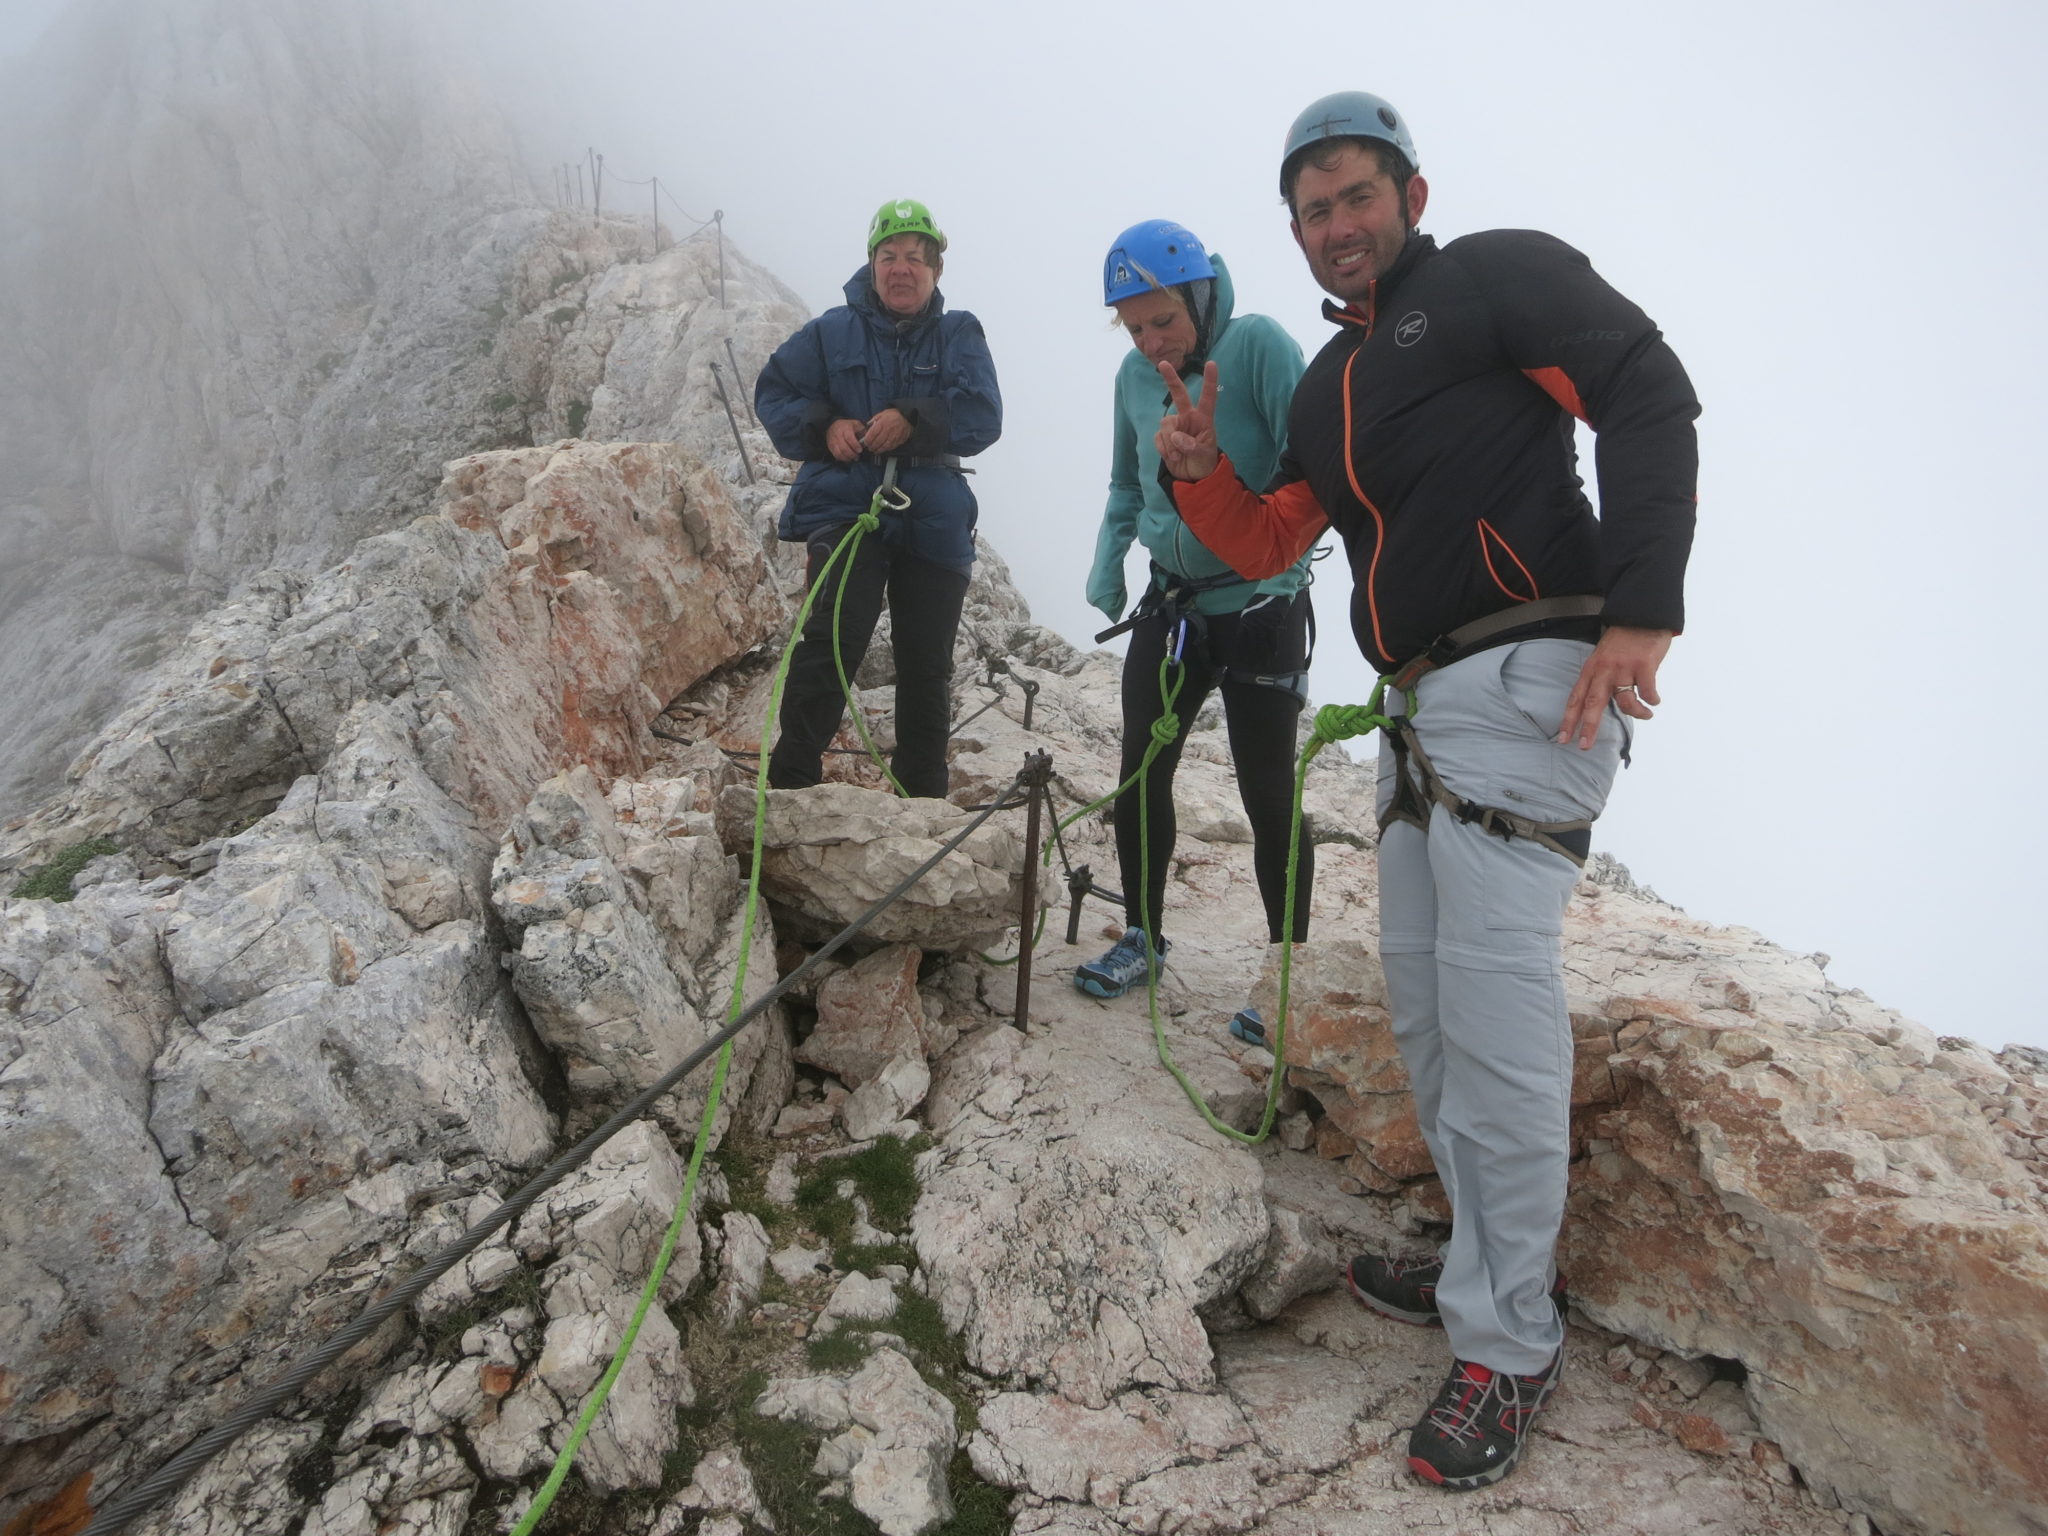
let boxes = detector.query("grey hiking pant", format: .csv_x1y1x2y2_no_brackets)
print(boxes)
1374,639,1625,1376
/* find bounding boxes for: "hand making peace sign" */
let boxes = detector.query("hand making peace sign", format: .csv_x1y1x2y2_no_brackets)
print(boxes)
1154,359,1223,481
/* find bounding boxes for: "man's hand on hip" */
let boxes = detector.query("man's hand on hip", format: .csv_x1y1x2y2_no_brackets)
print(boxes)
1559,626,1673,750
1155,360,1222,481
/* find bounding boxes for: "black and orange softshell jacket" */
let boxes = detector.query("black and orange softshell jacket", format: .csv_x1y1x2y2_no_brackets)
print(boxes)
1170,229,1701,675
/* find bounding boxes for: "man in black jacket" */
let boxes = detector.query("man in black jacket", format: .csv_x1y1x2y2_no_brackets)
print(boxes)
1158,91,1699,1491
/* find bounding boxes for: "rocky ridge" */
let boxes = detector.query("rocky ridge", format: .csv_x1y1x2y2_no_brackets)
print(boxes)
6,399,2042,1535
0,0,808,820
0,49,2040,1531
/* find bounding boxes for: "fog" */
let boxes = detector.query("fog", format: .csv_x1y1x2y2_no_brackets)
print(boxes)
4,0,2044,1049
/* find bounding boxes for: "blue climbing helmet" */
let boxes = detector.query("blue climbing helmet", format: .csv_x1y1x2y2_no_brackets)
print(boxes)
1102,219,1215,307
1278,91,1418,202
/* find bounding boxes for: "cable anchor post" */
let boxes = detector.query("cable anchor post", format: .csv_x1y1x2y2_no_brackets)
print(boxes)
709,361,755,485
1012,750,1055,1028
1019,676,1039,732
1064,862,1093,946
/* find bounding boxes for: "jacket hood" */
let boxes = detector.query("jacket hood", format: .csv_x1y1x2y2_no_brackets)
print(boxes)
845,263,946,325
1180,253,1238,374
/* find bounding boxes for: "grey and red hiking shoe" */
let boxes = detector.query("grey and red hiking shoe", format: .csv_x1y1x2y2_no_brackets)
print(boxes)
1346,1253,1568,1328
1406,1351,1562,1491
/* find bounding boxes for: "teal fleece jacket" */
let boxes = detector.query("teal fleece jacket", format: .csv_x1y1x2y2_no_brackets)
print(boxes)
1088,254,1310,622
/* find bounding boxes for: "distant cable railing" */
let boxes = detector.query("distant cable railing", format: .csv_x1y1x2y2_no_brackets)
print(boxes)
552,146,728,307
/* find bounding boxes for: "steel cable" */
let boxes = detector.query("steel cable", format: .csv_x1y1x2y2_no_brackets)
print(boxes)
80,762,1028,1536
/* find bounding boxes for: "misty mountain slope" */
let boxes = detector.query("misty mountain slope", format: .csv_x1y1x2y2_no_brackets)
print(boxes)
0,0,803,820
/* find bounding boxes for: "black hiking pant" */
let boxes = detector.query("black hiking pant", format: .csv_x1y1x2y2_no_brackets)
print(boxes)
1115,591,1314,948
768,528,967,800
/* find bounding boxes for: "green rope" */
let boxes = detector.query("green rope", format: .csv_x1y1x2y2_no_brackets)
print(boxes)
827,509,909,798
511,493,895,1534
1122,649,1396,1147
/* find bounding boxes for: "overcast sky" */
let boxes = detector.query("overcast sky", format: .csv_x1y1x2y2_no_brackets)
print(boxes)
6,0,2044,1051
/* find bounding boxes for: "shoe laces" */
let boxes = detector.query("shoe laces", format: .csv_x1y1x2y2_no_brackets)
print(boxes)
1426,1363,1500,1445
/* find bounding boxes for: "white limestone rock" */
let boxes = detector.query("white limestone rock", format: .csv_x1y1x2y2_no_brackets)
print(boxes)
711,1210,771,1327
755,1347,955,1536
647,1446,771,1535
513,1121,702,1307
815,1271,899,1335
968,1390,1253,1504
843,1054,933,1142
729,783,1024,952
123,1422,323,1536
915,1024,1269,1408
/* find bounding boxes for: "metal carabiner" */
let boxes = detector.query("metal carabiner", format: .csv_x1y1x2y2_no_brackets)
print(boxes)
877,456,912,512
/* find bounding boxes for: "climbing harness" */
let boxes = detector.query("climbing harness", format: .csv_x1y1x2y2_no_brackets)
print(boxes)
1092,563,1252,646
1377,594,1613,868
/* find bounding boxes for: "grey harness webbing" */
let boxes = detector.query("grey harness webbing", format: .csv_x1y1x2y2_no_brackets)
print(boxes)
1377,718,1594,866
1388,594,1605,691
1377,595,1609,867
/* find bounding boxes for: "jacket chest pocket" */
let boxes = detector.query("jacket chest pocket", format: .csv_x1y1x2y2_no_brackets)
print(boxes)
827,357,871,415
903,361,940,397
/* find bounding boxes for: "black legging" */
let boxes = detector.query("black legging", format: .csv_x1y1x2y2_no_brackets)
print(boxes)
768,528,967,800
1115,591,1314,948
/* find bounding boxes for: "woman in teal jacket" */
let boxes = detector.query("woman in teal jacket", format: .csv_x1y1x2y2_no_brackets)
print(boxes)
1075,220,1316,1039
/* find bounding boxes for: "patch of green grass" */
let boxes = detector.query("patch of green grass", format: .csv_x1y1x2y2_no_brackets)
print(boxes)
10,838,119,902
933,1450,1010,1536
796,1133,928,1243
486,392,519,411
730,1376,877,1536
804,1329,872,1372
565,399,589,436
836,1240,919,1274
713,1131,800,1244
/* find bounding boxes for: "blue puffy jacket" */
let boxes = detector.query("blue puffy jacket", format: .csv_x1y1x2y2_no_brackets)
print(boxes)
755,266,1003,575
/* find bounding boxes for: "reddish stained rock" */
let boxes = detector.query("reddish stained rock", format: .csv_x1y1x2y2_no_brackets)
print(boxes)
1267,882,2048,1536
801,943,927,1087
1673,1412,1734,1456
1,1472,93,1536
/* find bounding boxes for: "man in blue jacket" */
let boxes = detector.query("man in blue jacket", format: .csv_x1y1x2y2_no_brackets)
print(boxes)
755,199,1003,798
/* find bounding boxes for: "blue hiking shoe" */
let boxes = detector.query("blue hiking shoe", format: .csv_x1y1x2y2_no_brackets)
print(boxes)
1229,1005,1269,1047
1073,927,1168,999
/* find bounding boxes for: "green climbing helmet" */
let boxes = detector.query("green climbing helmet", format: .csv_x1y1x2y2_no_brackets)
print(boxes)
867,197,947,256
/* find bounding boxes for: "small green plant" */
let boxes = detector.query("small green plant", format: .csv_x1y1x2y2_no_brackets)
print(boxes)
933,1451,1010,1536
837,1239,919,1274
10,838,119,902
549,306,581,328
804,1329,872,1372
730,1378,876,1536
565,399,590,436
796,1134,926,1238
486,392,518,412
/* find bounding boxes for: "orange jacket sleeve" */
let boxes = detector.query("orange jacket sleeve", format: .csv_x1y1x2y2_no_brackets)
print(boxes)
1168,453,1330,580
